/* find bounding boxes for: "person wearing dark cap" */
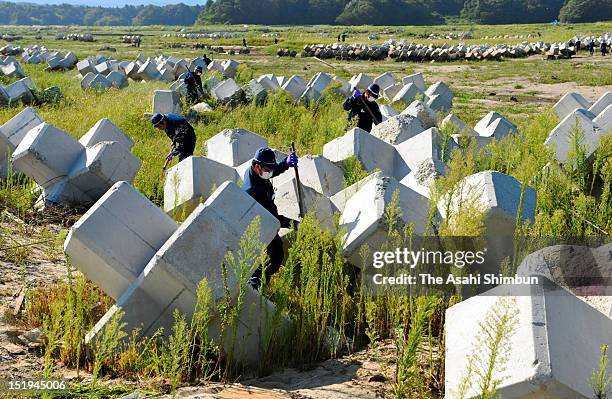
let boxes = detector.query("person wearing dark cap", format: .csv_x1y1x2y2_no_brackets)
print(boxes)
184,66,204,104
243,147,299,290
151,113,197,168
343,83,383,133
202,54,212,66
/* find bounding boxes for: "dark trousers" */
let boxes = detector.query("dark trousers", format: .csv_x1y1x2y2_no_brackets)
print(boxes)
187,88,199,104
251,234,284,283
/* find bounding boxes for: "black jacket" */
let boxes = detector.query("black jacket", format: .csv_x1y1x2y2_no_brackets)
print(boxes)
343,95,382,133
243,161,292,228
164,113,196,160
184,72,203,94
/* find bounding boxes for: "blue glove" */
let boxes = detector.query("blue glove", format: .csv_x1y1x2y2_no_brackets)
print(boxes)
286,152,298,167
293,220,299,230
352,89,361,98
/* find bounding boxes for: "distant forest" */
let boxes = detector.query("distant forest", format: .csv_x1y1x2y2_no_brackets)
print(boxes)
0,0,610,26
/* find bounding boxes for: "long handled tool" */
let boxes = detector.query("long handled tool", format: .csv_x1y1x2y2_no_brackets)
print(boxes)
290,142,305,218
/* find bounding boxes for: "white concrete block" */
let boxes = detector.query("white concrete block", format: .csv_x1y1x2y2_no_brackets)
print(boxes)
401,100,438,129
77,59,95,76
349,73,373,92
275,155,345,197
553,92,591,120
322,127,396,177
382,83,403,103
371,113,426,145
329,173,379,214
373,72,395,91
257,75,280,91
106,71,128,89
12,123,84,189
5,80,34,104
545,109,602,163
281,75,307,102
80,72,96,89
392,83,423,105
588,91,612,117
379,104,399,121
87,74,112,90
441,113,478,136
299,86,321,105
211,78,243,104
394,127,457,174
399,157,445,199
64,181,178,300
593,104,612,134
402,73,426,92
274,177,337,231
474,111,518,139
164,156,240,215
153,90,182,114
67,141,141,201
339,173,431,266
424,81,453,111
79,118,134,150
445,281,612,399
307,72,332,94
205,128,268,167
0,106,43,151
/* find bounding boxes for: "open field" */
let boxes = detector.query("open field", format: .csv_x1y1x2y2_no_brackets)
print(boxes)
0,22,611,398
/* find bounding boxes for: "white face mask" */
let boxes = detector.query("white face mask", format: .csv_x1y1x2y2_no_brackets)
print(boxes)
367,96,376,103
260,170,273,180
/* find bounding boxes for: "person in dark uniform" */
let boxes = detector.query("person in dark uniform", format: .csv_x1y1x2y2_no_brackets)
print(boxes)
243,38,247,47
202,54,212,66
602,41,608,56
243,147,299,290
343,83,382,133
589,41,595,56
184,66,204,104
151,113,197,167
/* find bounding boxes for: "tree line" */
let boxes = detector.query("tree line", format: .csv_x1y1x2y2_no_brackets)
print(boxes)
0,0,609,26
0,2,202,26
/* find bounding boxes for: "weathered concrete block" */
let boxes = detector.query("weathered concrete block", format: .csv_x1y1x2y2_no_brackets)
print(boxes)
329,173,378,214
0,106,43,152
274,177,337,231
67,141,141,201
281,75,307,101
308,72,332,94
164,156,240,215
331,75,351,96
87,74,112,90
394,127,457,175
106,71,128,89
588,91,612,117
349,73,373,92
545,108,602,163
441,113,478,136
373,72,395,91
379,104,399,121
439,171,536,237
593,103,611,134
5,79,34,104
424,81,453,111
137,60,161,81
371,113,426,145
275,155,344,197
399,157,446,199
95,61,112,76
205,128,268,167
153,90,182,114
426,94,451,113
401,100,438,129
64,181,178,300
12,123,84,189
91,182,282,366
323,127,396,177
80,72,96,89
553,92,591,120
339,173,431,266
257,75,280,91
474,111,518,139
211,78,244,104
299,86,321,105
382,83,403,103
79,118,134,150
392,83,423,105
242,79,267,106
402,73,426,92
445,281,612,399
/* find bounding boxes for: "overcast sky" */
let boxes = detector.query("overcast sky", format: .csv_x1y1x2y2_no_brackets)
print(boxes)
5,0,204,6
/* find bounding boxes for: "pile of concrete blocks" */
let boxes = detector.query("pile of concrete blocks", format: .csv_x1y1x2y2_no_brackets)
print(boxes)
0,56,25,78
10,118,141,208
19,45,78,70
445,243,611,399
0,107,43,176
65,180,289,367
45,51,78,71
56,33,94,42
545,91,611,164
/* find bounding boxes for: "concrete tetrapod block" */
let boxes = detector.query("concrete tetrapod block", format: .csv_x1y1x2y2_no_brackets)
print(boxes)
5,80,34,104
382,83,403,103
106,71,128,89
445,281,612,399
553,92,591,120
274,155,345,197
281,75,307,102
79,118,134,150
339,173,431,267
274,177,338,231
394,128,457,176
373,72,395,91
331,75,351,97
299,86,321,106
242,79,267,106
424,81,453,111
544,108,602,164
401,100,438,129
439,171,536,237
473,111,518,139
67,141,142,201
349,73,373,92
588,91,612,117
593,103,612,134
164,156,240,215
90,181,282,367
205,128,268,167
153,90,182,114
371,113,426,145
399,157,446,199
77,59,94,76
211,78,244,104
0,106,43,153
322,127,396,177
308,72,332,94
64,181,178,301
257,75,280,91
392,83,423,105
329,172,379,214
379,104,399,121
11,123,84,189
402,73,426,92
441,113,478,136
80,72,96,89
